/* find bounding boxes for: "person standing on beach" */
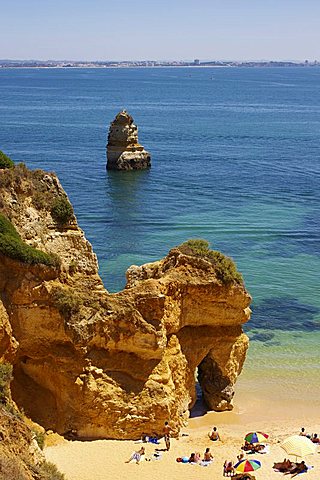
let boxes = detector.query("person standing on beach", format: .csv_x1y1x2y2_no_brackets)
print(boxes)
163,421,173,451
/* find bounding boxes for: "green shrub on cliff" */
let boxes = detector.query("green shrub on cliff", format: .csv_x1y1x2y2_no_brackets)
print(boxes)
0,363,12,402
51,195,74,225
52,286,82,318
38,461,65,479
178,238,211,257
0,151,14,169
33,430,46,450
178,239,243,286
0,213,60,267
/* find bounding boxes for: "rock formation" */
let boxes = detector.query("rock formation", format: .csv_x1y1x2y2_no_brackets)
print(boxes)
0,164,251,440
0,405,46,479
106,110,151,170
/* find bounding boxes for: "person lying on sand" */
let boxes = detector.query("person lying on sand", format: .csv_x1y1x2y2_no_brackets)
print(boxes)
125,446,145,464
251,443,265,453
311,433,320,443
284,461,308,477
233,475,256,480
241,441,253,451
242,442,266,454
273,458,295,472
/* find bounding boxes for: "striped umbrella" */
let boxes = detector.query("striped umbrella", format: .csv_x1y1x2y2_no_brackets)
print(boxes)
281,435,316,459
245,431,269,444
234,459,261,473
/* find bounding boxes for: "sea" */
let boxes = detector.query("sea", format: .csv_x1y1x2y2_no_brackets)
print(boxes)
0,67,319,414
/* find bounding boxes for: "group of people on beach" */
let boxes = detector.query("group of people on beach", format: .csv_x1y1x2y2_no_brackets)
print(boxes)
125,421,174,464
126,422,319,478
300,427,320,443
273,459,308,477
177,447,214,464
242,440,266,453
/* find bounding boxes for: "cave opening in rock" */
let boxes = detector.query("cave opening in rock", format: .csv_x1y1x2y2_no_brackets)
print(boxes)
190,367,208,418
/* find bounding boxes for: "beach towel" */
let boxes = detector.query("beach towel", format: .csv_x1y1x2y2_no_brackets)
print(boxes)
295,466,314,476
258,444,270,454
247,445,270,454
148,437,160,444
147,453,162,461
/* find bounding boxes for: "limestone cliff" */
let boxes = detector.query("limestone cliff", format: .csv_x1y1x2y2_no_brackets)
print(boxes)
0,165,251,440
106,110,151,170
0,405,44,480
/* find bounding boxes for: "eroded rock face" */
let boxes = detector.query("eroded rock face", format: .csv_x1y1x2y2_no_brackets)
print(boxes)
0,406,45,479
0,167,251,439
106,110,151,170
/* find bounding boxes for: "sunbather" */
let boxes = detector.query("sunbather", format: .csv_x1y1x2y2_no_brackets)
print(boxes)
237,452,245,462
188,452,197,463
273,458,295,472
209,426,221,441
203,447,214,462
299,427,311,439
233,475,256,480
223,460,235,476
125,446,145,464
242,441,253,451
284,461,308,477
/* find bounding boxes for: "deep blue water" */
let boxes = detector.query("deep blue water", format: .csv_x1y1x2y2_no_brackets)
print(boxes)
0,67,319,343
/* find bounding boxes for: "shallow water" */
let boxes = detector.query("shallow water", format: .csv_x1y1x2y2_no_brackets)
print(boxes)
0,67,319,397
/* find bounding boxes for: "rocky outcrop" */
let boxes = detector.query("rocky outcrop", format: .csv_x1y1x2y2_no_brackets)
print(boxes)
0,406,43,480
106,110,151,170
0,165,251,440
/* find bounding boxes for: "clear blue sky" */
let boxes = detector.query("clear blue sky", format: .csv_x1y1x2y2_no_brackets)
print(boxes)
1,0,319,61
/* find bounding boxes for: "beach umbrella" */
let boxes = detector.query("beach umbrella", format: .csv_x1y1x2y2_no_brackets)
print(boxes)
281,435,316,459
245,431,269,444
234,459,261,473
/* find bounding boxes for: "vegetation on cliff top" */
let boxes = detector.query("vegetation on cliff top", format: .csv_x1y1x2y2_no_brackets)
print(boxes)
0,150,14,169
178,239,243,286
0,213,60,267
0,158,74,227
51,195,74,225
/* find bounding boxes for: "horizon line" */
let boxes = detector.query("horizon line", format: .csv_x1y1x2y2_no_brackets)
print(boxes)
0,58,317,64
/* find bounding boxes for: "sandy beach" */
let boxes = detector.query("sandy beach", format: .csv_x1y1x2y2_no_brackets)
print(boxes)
45,386,320,480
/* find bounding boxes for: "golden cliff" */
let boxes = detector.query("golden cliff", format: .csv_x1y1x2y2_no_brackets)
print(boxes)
0,164,251,440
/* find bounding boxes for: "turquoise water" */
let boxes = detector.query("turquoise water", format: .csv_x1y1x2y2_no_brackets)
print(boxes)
0,67,319,376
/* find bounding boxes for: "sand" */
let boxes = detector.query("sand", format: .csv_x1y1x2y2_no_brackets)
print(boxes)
44,342,320,479
44,397,320,480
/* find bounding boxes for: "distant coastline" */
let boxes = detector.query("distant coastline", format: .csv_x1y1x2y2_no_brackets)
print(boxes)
0,59,319,68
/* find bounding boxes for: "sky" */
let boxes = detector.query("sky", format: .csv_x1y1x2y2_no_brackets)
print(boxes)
1,0,319,61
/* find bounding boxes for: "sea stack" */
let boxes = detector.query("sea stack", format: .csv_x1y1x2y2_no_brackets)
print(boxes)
106,110,151,170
